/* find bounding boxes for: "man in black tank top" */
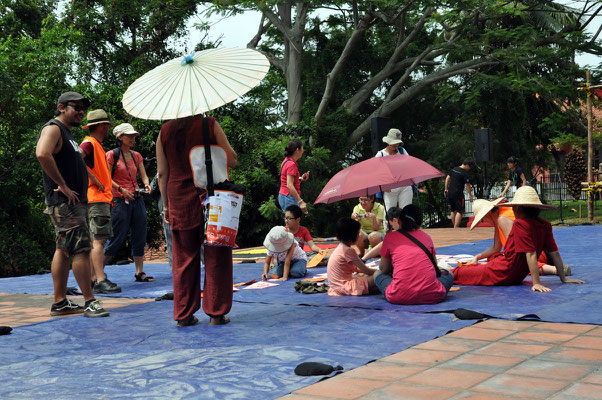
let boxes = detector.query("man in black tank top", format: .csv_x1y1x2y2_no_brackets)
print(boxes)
35,91,109,318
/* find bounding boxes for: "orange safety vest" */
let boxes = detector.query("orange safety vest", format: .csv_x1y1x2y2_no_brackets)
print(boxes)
83,136,113,203
497,207,515,248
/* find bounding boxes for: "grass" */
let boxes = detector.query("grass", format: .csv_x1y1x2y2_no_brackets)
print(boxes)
540,200,602,225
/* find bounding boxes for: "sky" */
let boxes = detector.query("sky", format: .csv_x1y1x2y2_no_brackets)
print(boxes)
189,5,600,70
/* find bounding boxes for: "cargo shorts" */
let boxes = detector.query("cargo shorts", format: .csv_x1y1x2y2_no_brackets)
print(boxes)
44,202,92,256
88,202,113,240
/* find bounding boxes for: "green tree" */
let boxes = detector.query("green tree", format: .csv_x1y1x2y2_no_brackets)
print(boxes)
0,9,76,276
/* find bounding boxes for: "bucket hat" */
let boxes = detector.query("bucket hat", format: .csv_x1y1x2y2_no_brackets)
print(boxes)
470,198,504,230
264,226,294,253
503,186,556,209
382,128,404,146
113,123,140,138
82,109,116,129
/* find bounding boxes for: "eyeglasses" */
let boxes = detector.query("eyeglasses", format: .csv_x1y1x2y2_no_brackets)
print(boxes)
66,103,87,113
359,198,372,203
284,216,299,221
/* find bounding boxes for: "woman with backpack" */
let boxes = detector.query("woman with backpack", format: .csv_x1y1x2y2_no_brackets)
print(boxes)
104,123,153,283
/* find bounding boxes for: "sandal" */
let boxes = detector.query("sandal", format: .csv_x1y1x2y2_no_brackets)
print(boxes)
209,316,231,326
134,272,155,282
177,315,198,327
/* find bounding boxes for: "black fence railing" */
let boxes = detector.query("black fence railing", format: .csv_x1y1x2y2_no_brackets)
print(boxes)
416,172,600,228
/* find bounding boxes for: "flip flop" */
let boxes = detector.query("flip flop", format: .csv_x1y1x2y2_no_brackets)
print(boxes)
177,315,198,327
134,272,155,282
209,316,230,326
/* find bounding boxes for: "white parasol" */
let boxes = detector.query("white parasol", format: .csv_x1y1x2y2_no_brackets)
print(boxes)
122,47,270,120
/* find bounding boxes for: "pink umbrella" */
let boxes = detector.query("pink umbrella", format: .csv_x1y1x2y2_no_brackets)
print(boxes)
314,154,444,204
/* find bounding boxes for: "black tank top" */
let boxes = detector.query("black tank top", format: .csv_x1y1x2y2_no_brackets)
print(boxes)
39,119,88,206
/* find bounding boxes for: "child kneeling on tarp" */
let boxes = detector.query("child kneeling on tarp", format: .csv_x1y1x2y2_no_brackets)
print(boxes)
374,205,453,305
453,186,584,292
327,218,377,296
262,226,307,282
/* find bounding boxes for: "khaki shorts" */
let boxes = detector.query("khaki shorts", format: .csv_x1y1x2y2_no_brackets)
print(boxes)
88,202,113,240
44,202,91,255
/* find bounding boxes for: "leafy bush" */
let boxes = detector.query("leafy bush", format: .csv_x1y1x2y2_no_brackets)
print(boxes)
0,205,53,277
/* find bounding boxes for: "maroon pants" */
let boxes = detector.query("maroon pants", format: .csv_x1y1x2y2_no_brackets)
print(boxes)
171,225,233,321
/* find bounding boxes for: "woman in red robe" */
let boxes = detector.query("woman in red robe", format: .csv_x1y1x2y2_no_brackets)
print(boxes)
453,187,584,292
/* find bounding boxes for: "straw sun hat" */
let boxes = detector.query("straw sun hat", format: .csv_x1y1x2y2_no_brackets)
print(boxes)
82,109,115,129
264,226,294,253
470,198,505,230
504,186,556,210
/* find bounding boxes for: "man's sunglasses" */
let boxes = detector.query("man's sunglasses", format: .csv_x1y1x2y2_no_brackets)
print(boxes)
66,103,87,112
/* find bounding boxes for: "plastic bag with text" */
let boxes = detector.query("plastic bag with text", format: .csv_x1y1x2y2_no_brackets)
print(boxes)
205,190,243,247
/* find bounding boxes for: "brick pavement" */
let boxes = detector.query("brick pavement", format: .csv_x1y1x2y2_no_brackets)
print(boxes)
281,320,602,400
0,292,152,327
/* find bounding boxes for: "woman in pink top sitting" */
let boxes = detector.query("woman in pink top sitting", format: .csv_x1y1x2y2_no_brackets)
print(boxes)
327,218,377,296
374,205,453,305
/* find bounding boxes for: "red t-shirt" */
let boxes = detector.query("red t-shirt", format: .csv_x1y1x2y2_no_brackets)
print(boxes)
279,157,300,196
380,230,446,305
453,217,558,286
79,141,94,168
288,226,312,246
106,150,143,197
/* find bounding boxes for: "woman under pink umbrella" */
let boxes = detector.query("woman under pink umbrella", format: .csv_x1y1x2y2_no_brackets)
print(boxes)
351,195,386,256
375,128,413,209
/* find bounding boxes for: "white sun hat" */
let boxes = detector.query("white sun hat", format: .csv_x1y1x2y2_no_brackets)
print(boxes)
264,226,294,253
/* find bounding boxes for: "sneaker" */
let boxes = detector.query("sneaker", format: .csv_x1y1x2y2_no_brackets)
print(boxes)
83,299,110,318
50,298,83,316
93,278,122,294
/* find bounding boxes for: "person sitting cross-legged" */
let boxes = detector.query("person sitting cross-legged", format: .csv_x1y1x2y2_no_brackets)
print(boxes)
327,218,377,296
374,205,453,305
351,195,385,256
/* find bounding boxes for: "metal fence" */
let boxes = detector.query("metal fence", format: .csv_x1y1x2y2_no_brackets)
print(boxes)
417,172,598,228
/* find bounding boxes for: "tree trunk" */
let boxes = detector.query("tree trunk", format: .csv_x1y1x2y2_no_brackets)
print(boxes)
287,37,303,123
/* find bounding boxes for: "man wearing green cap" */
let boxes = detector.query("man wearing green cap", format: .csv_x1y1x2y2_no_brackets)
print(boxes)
36,92,109,318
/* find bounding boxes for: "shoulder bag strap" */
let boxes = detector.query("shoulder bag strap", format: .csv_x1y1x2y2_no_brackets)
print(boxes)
202,115,214,196
397,229,441,277
121,149,138,189
280,158,292,173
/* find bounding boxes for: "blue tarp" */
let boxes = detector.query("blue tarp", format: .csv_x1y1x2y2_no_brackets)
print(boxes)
0,225,600,399
0,225,600,323
0,301,472,399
